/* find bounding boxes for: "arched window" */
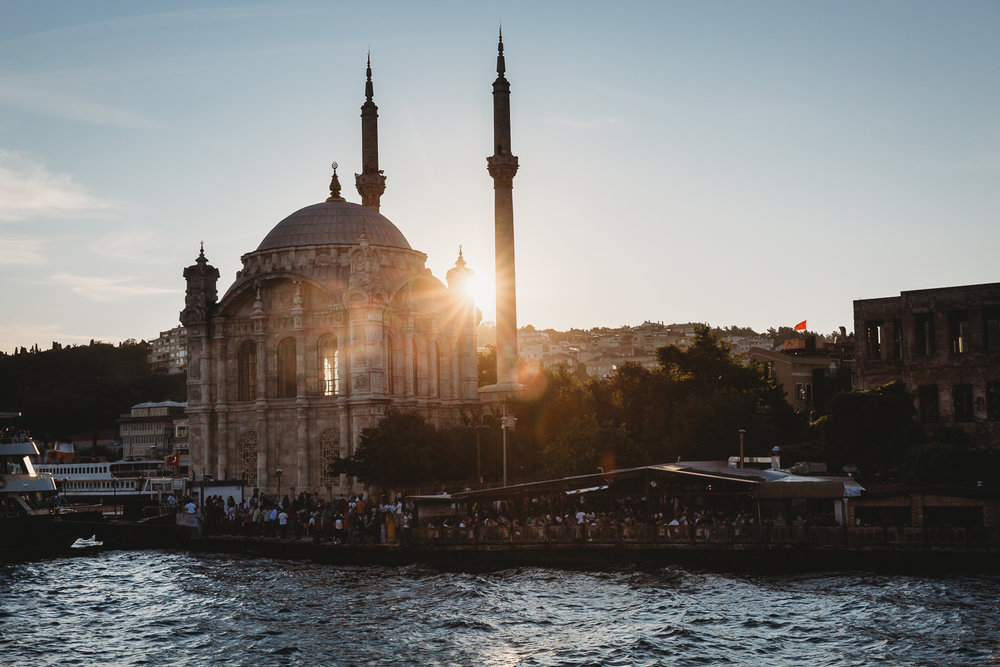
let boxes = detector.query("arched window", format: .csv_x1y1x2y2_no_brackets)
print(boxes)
240,431,258,487
318,334,339,396
436,340,444,397
412,338,420,396
386,334,395,395
277,337,297,398
237,341,257,401
319,428,341,488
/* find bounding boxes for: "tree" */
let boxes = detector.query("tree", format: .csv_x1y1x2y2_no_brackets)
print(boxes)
810,381,923,479
331,410,473,490
477,344,497,386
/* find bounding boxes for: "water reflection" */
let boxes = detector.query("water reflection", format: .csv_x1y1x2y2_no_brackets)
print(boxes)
1,551,998,666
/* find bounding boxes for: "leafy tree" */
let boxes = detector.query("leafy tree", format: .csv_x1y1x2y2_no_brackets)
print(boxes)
477,344,497,386
331,410,474,490
809,381,923,479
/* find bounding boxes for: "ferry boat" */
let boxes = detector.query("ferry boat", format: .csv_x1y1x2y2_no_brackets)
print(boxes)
34,459,187,510
0,426,102,558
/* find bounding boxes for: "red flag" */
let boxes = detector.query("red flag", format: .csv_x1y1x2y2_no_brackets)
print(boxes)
165,452,180,467
793,320,807,331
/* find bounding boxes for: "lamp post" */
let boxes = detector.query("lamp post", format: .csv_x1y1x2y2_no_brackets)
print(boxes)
275,468,283,505
738,429,746,469
500,408,517,488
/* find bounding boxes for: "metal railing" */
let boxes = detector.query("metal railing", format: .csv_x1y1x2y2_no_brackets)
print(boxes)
408,524,1000,549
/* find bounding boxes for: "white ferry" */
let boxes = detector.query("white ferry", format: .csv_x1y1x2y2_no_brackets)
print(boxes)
34,459,187,506
1,421,103,557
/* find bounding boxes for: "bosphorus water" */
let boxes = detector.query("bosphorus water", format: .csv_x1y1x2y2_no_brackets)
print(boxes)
2,550,998,666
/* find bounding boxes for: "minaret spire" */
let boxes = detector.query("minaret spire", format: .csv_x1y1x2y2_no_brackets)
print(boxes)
356,51,386,211
487,27,519,386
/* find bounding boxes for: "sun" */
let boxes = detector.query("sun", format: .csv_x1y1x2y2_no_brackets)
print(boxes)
468,273,496,320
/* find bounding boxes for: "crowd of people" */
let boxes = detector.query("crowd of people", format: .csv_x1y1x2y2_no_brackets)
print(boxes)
169,488,832,544
171,491,415,544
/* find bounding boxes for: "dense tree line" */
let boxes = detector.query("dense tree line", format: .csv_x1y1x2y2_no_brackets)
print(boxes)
0,340,186,443
339,324,995,492
337,326,804,491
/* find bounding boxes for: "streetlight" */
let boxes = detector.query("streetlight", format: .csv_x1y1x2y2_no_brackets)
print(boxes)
738,429,746,469
275,468,283,505
500,408,517,488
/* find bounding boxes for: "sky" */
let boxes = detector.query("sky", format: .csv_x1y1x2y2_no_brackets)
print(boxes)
1,1,998,353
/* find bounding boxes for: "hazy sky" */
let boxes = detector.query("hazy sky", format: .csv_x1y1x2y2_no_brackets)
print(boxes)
2,1,998,352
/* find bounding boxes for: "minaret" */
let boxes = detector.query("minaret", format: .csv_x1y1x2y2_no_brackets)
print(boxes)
487,28,519,385
356,52,386,211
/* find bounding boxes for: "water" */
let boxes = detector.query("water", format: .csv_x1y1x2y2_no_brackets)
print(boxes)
2,550,999,666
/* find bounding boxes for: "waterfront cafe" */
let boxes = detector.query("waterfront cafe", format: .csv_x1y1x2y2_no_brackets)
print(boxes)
411,461,865,528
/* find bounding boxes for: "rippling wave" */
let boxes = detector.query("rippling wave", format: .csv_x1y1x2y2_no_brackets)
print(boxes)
2,551,999,666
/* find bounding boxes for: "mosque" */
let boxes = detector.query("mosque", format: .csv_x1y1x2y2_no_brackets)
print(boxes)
180,36,519,497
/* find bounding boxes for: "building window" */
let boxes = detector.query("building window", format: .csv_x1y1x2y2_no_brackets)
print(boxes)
319,428,341,488
865,321,883,360
953,384,973,422
436,341,444,397
386,334,395,395
918,385,939,423
795,383,812,404
277,337,297,398
412,338,420,396
985,307,1000,353
891,319,902,360
238,341,257,402
949,310,969,354
318,335,339,397
915,313,935,356
240,431,258,487
987,382,1000,421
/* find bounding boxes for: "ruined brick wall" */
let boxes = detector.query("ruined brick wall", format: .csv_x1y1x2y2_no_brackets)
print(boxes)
854,282,1000,448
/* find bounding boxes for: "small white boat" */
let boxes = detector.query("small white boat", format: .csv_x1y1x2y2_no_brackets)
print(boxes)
70,535,103,549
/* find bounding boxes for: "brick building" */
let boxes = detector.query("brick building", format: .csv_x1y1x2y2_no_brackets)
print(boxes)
854,282,1000,447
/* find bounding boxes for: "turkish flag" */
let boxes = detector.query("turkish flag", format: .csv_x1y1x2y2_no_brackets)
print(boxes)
794,320,807,331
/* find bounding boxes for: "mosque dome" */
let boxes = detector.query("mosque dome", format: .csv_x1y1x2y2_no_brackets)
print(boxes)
256,199,410,252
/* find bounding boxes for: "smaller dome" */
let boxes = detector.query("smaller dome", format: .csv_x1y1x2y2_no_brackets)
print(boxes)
256,200,411,251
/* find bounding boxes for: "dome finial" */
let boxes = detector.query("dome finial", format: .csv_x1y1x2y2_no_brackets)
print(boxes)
327,161,345,202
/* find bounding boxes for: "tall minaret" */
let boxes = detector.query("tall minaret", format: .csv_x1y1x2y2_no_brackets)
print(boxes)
356,53,386,211
487,28,519,385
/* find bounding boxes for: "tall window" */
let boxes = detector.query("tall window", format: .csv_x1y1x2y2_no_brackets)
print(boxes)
949,310,969,354
987,382,1000,421
891,319,903,360
238,341,257,402
918,385,939,423
412,338,420,396
865,321,883,360
915,313,935,356
240,431,258,486
953,384,973,422
319,428,341,488
277,338,297,398
436,341,444,397
386,334,395,395
318,335,339,396
984,307,1000,353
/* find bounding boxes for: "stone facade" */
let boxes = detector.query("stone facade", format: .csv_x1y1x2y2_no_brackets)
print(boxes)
854,282,1000,447
179,61,480,497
